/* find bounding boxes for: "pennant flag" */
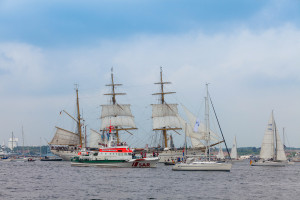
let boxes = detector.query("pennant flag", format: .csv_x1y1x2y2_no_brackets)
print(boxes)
193,119,200,132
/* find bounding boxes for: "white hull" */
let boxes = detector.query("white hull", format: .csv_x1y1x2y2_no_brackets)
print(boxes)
172,161,232,171
251,161,287,167
158,149,203,163
231,159,244,163
50,150,78,161
71,158,159,168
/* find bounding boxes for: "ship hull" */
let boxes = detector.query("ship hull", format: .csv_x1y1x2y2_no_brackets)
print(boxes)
158,149,203,163
71,158,159,168
50,150,78,161
251,161,286,167
172,162,232,171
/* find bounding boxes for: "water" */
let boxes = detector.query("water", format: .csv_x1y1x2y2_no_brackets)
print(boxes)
1,160,300,200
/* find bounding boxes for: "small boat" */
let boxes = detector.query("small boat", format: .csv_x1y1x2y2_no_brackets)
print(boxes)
25,157,36,162
251,111,287,167
40,156,63,161
164,160,176,165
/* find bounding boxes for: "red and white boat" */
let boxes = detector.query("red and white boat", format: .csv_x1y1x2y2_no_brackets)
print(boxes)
71,140,159,168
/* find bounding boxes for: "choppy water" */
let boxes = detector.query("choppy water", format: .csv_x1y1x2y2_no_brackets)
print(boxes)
1,160,300,200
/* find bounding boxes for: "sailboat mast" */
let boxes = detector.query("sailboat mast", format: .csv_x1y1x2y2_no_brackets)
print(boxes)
283,127,285,149
274,119,278,161
11,132,14,152
75,86,83,148
22,126,24,155
205,84,211,161
184,123,187,160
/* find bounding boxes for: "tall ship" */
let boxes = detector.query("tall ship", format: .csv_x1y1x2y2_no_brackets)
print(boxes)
71,68,159,167
151,67,183,162
49,86,85,161
153,68,223,162
251,111,287,167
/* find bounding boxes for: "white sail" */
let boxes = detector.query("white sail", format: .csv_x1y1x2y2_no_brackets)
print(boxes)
101,116,136,130
152,104,181,129
217,146,225,159
50,127,80,146
182,104,221,143
101,104,133,118
230,136,238,159
152,104,178,118
275,126,287,161
177,115,205,148
89,129,102,148
152,116,181,130
100,104,136,130
260,112,275,160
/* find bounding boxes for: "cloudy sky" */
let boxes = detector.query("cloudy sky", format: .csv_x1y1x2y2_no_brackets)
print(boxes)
1,0,300,148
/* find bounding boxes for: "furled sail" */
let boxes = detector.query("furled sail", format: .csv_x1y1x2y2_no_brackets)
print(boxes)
50,127,80,146
100,104,136,130
275,126,287,161
230,136,238,159
152,104,181,129
260,113,275,160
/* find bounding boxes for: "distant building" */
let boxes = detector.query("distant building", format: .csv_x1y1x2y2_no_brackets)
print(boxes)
8,137,18,150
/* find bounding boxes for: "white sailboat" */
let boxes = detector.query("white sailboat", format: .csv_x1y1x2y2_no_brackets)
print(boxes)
172,84,232,171
251,111,287,167
49,86,85,161
230,136,238,159
230,136,242,162
216,145,225,160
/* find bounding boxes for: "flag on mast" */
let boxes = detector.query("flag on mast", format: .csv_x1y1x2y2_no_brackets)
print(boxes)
194,119,200,132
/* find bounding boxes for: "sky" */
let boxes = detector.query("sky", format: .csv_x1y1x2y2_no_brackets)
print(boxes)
1,0,300,148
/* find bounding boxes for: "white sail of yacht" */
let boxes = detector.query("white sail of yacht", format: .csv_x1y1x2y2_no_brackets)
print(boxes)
176,115,204,148
217,145,225,160
251,111,287,166
181,104,222,147
230,136,238,160
275,125,287,161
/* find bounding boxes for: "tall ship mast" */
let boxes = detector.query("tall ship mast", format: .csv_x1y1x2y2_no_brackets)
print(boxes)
49,85,85,160
152,67,181,148
101,68,137,144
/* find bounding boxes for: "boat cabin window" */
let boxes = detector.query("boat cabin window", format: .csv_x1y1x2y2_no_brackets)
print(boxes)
93,153,98,156
128,153,132,155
